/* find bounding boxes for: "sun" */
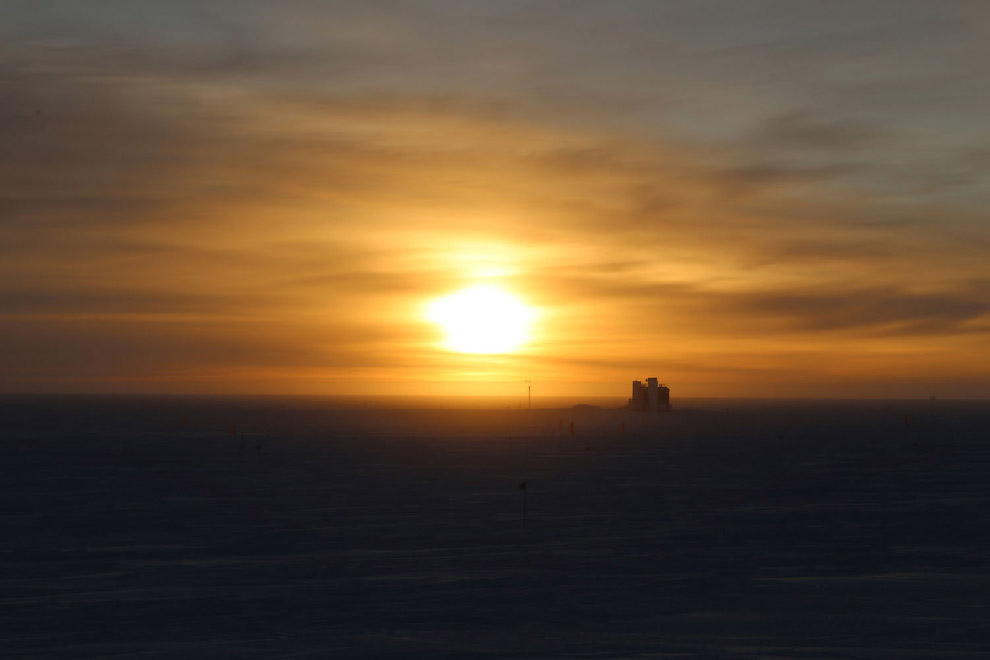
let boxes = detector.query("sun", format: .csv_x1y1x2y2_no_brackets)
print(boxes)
426,284,536,354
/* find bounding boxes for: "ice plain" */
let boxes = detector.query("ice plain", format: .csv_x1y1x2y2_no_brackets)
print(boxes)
2,395,989,658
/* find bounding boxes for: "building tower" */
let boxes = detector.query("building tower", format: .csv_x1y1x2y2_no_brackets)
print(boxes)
628,377,671,411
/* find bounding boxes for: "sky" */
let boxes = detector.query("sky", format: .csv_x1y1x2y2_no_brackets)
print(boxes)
2,0,989,398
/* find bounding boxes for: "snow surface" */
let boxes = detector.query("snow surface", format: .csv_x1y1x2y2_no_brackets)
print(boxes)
2,396,989,658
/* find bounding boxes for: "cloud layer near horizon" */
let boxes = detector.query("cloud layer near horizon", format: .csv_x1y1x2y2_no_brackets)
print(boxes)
2,1,989,397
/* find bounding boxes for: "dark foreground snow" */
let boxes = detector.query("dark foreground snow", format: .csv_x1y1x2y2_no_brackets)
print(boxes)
2,396,989,658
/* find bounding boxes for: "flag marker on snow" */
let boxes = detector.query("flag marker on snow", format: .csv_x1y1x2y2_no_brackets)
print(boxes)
519,480,527,528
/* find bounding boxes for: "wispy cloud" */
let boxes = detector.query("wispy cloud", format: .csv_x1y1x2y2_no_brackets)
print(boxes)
1,1,988,395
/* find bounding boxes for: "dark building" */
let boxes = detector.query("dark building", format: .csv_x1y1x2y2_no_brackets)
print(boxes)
629,377,671,411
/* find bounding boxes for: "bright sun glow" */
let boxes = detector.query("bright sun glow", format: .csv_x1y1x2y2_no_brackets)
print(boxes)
426,284,536,354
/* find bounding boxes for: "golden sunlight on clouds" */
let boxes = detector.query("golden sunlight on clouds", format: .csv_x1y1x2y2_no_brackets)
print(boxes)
425,284,537,354
2,2,990,398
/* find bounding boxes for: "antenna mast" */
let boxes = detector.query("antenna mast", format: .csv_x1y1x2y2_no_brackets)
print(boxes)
525,380,532,409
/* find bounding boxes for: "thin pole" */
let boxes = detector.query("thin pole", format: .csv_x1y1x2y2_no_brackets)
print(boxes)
525,380,532,409
520,480,527,528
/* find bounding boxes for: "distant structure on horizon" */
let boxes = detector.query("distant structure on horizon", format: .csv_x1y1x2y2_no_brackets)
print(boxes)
628,377,671,411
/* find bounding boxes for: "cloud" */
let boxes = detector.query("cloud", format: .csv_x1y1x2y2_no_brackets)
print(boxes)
725,285,990,334
1,3,989,395
756,110,887,151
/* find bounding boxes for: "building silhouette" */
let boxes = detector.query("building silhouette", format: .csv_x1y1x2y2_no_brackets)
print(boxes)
628,377,671,411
